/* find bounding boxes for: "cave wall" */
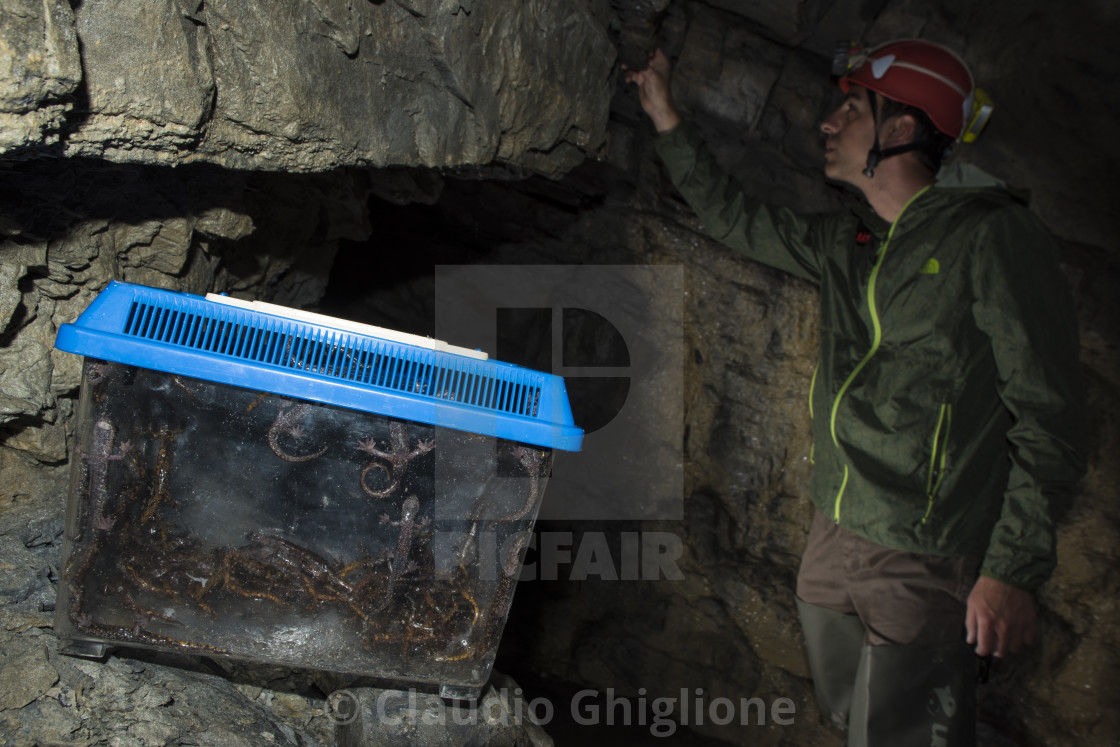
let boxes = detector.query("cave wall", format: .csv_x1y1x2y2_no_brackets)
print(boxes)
1,0,1119,745
3,0,615,175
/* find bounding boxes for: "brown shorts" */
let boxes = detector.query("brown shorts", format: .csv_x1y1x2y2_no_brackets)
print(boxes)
796,509,981,646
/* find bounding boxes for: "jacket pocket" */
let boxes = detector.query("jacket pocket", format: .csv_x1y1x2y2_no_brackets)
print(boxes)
921,403,952,525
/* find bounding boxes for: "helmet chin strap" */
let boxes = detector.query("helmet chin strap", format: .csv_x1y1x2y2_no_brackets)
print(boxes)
862,89,927,178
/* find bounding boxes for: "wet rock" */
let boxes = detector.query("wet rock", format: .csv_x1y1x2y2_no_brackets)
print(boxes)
0,0,81,151
0,303,57,425
0,262,22,331
5,0,615,178
0,534,47,608
0,608,337,747
703,0,832,44
611,0,673,70
0,643,59,711
69,0,215,153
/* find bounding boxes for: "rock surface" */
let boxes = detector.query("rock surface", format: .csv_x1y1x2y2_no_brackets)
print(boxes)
0,616,338,746
3,0,615,177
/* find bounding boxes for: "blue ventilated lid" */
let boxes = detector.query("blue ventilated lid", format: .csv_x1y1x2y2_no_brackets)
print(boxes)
55,281,583,451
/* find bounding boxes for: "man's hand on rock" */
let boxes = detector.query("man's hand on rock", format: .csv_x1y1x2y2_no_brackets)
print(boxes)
623,49,682,134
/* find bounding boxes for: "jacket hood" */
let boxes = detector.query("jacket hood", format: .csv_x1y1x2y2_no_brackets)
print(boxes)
936,161,1031,205
849,173,1030,237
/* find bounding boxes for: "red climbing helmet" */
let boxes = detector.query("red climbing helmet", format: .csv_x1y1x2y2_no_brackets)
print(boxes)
836,39,976,140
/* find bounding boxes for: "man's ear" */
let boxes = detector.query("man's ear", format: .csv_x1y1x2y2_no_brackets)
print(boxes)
882,113,918,148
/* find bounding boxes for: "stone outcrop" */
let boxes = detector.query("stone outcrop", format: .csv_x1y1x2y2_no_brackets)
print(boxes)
0,0,82,154
3,0,615,177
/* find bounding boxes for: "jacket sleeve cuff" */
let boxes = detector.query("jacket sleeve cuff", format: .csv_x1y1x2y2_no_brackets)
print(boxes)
652,119,701,163
978,567,1039,593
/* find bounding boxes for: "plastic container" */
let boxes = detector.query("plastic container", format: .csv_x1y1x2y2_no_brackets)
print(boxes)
53,281,582,699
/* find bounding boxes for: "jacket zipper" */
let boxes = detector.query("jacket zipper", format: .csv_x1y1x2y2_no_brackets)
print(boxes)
808,364,818,464
829,186,931,522
922,403,952,524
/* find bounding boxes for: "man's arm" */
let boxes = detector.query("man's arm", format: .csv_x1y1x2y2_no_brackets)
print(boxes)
967,204,1088,657
626,50,825,283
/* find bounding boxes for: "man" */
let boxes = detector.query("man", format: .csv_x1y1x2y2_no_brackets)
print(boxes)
627,41,1086,745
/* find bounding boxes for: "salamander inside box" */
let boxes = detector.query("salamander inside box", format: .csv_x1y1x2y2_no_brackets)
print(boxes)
53,281,582,699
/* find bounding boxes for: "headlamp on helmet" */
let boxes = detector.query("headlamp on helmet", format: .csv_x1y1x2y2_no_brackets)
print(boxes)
960,88,993,143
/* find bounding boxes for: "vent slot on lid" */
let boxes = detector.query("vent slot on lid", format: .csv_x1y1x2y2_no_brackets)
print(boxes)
121,300,542,418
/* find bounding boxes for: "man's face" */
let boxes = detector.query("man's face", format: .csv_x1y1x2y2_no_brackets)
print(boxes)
820,84,877,186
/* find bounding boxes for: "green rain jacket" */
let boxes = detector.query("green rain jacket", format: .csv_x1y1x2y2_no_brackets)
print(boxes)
656,122,1086,591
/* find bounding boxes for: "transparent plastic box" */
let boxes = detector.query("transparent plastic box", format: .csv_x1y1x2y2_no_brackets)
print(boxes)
53,282,582,699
